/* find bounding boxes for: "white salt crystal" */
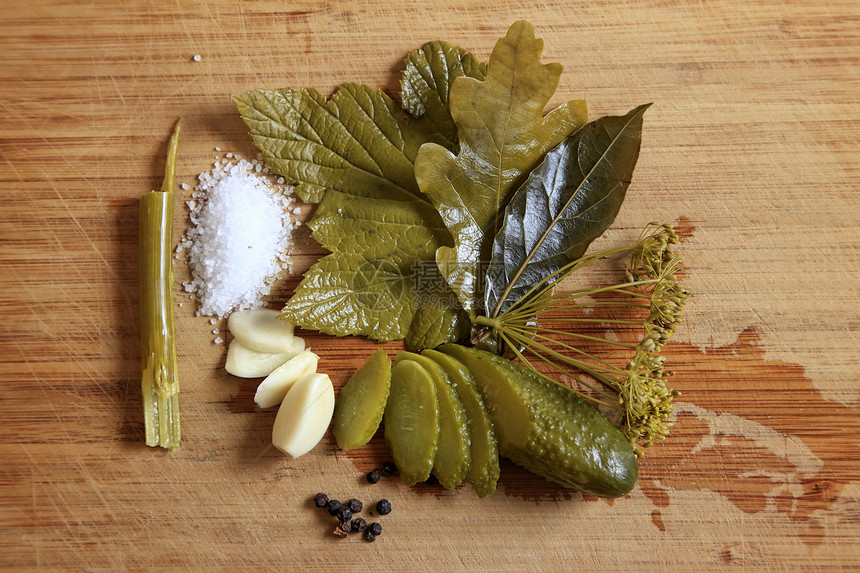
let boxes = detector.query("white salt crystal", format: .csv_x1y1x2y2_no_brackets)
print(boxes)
192,54,201,62
214,336,223,344
177,156,295,318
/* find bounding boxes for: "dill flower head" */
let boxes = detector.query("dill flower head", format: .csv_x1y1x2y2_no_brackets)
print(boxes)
477,222,688,453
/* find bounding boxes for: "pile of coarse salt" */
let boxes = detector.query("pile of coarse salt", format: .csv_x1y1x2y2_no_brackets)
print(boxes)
177,154,299,321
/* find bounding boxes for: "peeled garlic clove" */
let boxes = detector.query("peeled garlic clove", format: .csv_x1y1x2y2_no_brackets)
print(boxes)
255,350,319,408
272,373,335,458
227,309,297,354
225,338,305,378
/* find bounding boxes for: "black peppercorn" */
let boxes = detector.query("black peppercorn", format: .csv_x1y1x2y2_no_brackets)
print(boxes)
364,531,376,542
375,499,392,516
327,499,342,516
368,522,382,536
366,470,381,484
381,461,397,476
337,520,352,534
346,498,363,513
351,517,367,533
336,507,352,523
313,493,329,508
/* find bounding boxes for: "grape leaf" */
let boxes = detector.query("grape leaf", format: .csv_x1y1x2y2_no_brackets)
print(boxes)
279,191,459,343
414,21,588,320
485,104,652,318
233,42,483,348
234,84,430,205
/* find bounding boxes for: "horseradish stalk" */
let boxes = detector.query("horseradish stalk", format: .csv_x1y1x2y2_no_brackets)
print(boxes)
139,120,182,449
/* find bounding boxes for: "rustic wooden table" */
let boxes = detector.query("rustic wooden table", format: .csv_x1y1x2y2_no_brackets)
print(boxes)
2,1,858,569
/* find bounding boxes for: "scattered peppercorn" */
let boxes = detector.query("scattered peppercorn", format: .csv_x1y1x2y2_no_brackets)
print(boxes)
375,499,392,516
364,532,376,542
351,517,367,533
366,470,381,484
313,493,329,508
381,462,397,476
337,520,352,534
337,507,353,524
333,523,350,538
327,499,343,516
346,498,363,513
368,522,382,536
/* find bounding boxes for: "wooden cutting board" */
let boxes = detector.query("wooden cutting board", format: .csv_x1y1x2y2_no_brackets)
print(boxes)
2,1,858,569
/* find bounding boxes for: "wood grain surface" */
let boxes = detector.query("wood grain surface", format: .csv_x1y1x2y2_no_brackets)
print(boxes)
1,1,858,570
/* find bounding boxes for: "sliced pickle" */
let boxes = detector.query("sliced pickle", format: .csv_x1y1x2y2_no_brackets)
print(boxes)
422,349,500,497
384,360,439,486
332,349,392,451
397,351,471,490
439,344,639,498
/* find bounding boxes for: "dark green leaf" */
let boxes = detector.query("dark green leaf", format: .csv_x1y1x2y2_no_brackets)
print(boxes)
485,104,651,318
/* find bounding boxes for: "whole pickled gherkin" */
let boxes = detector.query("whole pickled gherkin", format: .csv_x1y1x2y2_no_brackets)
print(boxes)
439,344,638,498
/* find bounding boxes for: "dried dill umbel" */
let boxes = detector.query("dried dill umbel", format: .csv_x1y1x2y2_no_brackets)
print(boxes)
473,222,688,453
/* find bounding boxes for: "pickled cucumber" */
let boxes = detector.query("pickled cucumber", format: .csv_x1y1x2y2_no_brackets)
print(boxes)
439,344,639,498
397,351,471,490
422,349,500,498
332,349,391,451
384,360,439,486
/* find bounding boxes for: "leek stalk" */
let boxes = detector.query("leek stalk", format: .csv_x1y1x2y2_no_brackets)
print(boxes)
139,120,182,449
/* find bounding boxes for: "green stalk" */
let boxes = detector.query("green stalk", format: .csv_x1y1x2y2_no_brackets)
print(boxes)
504,326,626,378
500,330,619,407
139,120,182,449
